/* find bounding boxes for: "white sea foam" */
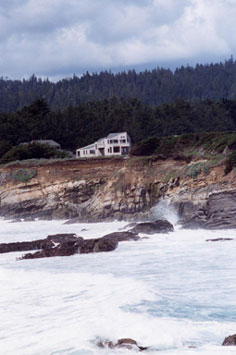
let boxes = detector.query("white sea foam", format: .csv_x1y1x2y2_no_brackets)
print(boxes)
0,217,236,354
151,198,179,226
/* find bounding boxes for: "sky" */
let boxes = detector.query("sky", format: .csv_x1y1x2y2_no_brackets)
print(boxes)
0,0,236,80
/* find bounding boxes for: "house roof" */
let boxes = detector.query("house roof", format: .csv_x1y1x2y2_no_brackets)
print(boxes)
77,143,95,150
107,132,126,138
96,137,105,142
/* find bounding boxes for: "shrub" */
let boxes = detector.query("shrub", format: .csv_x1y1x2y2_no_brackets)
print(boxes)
225,150,236,174
130,137,160,156
11,168,37,182
0,142,70,164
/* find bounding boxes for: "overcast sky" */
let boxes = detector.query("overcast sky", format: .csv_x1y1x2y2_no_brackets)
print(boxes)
0,0,235,80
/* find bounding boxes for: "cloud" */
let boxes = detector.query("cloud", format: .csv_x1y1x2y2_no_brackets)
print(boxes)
0,0,235,79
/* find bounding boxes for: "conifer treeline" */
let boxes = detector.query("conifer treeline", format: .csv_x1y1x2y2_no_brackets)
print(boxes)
1,97,236,158
1,58,236,112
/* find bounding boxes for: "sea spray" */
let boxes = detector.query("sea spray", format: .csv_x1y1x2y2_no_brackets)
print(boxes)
150,198,179,226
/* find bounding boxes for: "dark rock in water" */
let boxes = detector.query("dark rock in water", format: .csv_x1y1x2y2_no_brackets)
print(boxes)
2,229,141,259
46,233,79,243
129,219,174,234
80,237,118,254
19,233,120,259
116,338,148,351
222,334,236,346
102,231,140,242
0,233,83,254
80,231,139,254
122,222,137,230
21,238,84,259
206,238,234,242
0,239,53,254
97,338,148,351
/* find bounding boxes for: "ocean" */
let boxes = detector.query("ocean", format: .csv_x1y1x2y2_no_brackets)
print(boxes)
1,206,236,354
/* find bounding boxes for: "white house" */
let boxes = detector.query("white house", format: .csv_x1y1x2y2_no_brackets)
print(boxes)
76,132,131,158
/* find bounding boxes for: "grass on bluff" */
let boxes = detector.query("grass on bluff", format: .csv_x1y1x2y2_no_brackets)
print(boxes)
130,132,236,160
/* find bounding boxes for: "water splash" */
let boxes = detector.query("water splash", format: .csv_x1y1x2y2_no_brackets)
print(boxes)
150,198,179,226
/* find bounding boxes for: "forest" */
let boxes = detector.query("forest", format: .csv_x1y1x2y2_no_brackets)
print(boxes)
1,97,236,163
1,58,236,113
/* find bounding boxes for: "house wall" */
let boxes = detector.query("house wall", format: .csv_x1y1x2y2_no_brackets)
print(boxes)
76,133,131,158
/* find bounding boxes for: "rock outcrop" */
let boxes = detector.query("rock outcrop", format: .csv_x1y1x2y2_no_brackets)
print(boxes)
0,231,140,259
206,238,234,242
0,239,53,253
222,334,236,346
129,219,174,234
97,338,148,351
0,158,165,221
1,157,236,228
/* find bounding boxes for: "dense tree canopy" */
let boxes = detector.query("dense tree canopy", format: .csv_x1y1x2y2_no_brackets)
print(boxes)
1,97,236,162
1,58,236,113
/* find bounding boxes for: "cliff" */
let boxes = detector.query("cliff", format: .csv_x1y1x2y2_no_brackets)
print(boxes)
1,156,236,228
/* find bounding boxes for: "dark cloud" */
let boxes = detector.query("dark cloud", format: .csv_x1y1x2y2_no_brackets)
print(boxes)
0,0,235,79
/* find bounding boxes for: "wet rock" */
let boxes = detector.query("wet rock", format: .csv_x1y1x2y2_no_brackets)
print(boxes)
222,334,236,346
129,219,174,234
80,237,118,254
21,238,84,259
102,231,140,242
176,190,236,230
206,238,234,242
46,233,79,243
19,233,121,259
1,228,141,260
122,222,137,230
79,231,140,254
97,338,148,351
10,218,22,223
0,239,53,254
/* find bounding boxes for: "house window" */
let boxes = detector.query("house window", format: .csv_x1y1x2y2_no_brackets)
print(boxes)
90,150,95,154
122,147,129,155
120,139,126,143
110,139,118,144
113,146,120,153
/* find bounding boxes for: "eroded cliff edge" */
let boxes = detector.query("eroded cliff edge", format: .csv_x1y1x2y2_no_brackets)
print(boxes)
1,156,236,228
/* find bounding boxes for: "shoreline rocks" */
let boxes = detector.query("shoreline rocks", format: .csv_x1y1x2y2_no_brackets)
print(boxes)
222,334,236,346
206,238,234,242
0,220,174,260
128,219,174,234
97,338,148,352
172,190,236,230
0,231,141,260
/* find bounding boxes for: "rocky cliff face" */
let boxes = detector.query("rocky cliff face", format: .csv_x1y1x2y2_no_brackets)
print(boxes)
167,165,236,229
1,157,236,228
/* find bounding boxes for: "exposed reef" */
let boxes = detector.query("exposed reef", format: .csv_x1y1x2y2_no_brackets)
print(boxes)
0,220,174,260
